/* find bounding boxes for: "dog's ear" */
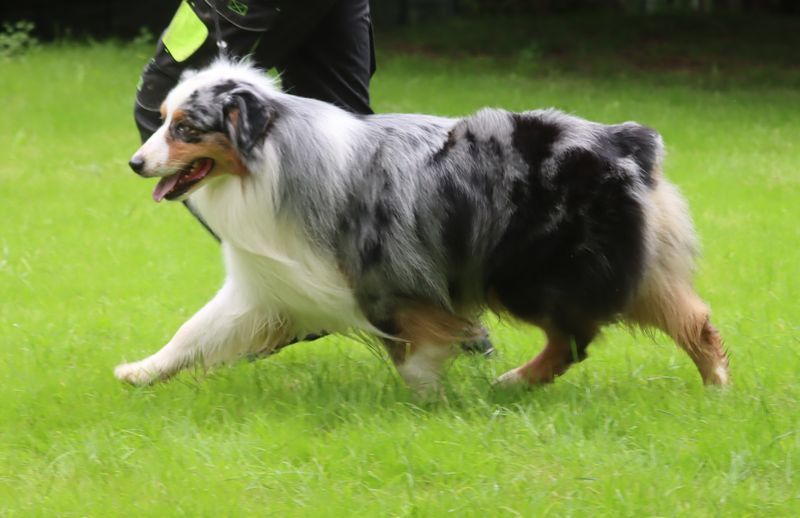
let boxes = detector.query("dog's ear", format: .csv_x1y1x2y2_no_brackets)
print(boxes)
222,88,273,154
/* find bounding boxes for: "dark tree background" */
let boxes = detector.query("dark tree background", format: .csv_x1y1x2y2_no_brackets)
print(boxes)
1,0,797,40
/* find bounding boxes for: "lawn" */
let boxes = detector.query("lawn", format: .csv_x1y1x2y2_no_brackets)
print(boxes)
1,15,799,515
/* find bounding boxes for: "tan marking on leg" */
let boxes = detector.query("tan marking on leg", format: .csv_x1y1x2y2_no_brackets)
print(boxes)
494,325,591,387
515,330,572,384
383,305,470,396
626,176,728,385
392,304,473,345
627,284,729,386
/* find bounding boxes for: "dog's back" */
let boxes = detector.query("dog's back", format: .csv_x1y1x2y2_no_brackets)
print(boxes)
340,109,663,335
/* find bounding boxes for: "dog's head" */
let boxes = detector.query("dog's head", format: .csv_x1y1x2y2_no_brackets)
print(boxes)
130,60,279,202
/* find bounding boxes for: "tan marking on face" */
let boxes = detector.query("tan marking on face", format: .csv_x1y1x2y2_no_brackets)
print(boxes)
165,132,248,178
164,105,246,177
159,103,166,121
170,109,186,125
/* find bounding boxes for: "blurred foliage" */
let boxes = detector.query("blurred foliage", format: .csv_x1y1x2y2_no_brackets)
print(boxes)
131,26,155,46
0,20,38,58
376,13,800,89
373,0,797,27
459,0,797,14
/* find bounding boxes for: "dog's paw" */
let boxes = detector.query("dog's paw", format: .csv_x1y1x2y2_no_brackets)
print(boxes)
408,382,446,403
114,361,160,386
705,364,731,387
492,368,526,389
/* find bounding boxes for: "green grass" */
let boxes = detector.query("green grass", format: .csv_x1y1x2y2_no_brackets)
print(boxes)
2,16,800,515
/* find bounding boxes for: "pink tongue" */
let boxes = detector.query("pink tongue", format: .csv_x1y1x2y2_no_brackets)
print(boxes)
152,174,181,203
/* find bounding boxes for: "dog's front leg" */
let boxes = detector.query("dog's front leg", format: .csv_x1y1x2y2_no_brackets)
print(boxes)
115,282,277,386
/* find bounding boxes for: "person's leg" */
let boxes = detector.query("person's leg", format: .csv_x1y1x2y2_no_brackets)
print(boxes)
273,0,375,115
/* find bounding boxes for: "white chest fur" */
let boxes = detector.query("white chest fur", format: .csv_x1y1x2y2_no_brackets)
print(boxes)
190,174,373,337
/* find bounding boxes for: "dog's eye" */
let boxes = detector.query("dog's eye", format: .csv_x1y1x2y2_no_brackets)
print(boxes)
173,121,200,139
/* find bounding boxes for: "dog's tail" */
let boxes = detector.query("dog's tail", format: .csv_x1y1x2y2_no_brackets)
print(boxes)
625,123,702,328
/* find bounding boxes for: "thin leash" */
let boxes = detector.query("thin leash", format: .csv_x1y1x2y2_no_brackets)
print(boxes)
181,3,229,243
209,3,229,57
203,5,334,352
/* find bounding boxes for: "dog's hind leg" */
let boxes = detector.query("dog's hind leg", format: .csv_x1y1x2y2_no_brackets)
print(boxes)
625,177,728,385
115,282,286,386
626,284,729,386
494,324,597,387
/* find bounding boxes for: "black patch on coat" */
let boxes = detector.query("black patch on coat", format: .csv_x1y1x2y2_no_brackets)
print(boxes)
374,199,393,229
488,114,646,346
465,130,479,157
361,237,383,268
438,177,474,265
430,129,456,164
607,123,661,187
487,136,503,160
339,192,383,270
470,136,505,200
337,147,398,273
511,114,562,177
447,278,461,301
212,79,240,97
179,91,225,135
221,87,277,155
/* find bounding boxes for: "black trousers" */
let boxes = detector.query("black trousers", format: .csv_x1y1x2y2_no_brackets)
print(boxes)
134,0,375,142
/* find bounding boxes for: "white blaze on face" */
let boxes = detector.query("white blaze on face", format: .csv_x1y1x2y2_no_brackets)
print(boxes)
131,121,173,177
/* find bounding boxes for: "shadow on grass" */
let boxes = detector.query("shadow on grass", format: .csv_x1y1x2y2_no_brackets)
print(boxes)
113,343,714,434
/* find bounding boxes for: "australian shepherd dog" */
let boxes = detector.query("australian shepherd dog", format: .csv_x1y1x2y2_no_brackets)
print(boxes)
117,59,729,395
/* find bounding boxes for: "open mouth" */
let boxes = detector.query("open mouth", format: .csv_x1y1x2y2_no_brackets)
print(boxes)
152,158,215,202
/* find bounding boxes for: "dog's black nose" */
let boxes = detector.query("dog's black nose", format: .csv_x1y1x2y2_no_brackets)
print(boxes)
129,155,146,176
